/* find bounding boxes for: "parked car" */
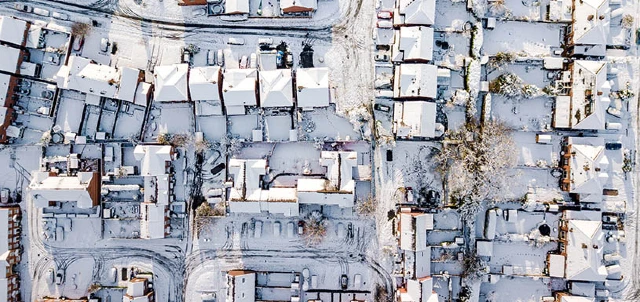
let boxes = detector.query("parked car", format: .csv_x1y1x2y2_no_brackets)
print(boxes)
227,37,245,45
374,103,391,112
33,8,50,17
217,49,224,66
13,3,33,12
192,7,207,17
605,141,622,150
52,12,70,21
377,11,393,19
374,53,389,62
254,221,263,238
405,187,414,203
55,272,64,285
377,20,393,28
340,274,348,289
603,215,619,223
273,221,281,237
240,55,248,69
607,106,622,118
37,107,51,115
250,53,257,69
207,50,216,66
258,38,273,45
47,269,54,284
72,36,84,51
182,50,191,64
110,267,118,283
287,222,294,238
100,38,110,52
297,220,304,235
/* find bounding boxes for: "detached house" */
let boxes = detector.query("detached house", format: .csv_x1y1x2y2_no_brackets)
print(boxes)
567,0,610,57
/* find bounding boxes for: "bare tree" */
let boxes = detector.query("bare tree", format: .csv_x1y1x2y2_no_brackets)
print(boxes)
435,120,517,220
488,0,507,15
622,14,634,29
71,22,91,37
356,195,376,216
302,211,327,246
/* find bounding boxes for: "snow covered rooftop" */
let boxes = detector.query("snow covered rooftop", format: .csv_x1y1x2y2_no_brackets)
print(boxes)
564,214,607,281
133,145,175,176
560,296,595,302
154,64,189,102
0,45,20,74
399,278,438,302
296,67,330,109
0,207,18,270
400,212,433,251
189,66,221,101
55,56,141,101
143,174,172,205
259,69,293,107
394,64,438,99
223,68,258,112
29,171,100,209
280,0,317,13
571,0,610,47
393,101,437,138
476,240,493,257
227,270,256,302
554,61,609,130
393,26,434,62
566,136,609,195
226,0,250,14
140,202,168,239
134,82,152,107
396,0,436,26
117,67,141,103
0,16,27,46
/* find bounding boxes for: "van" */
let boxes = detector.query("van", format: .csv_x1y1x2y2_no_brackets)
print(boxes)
240,55,248,69
33,8,50,17
207,50,215,66
227,38,245,45
250,53,257,69
254,221,262,238
287,222,294,238
110,267,117,283
536,134,552,144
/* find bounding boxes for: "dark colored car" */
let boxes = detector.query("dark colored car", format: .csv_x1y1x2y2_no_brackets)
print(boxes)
605,142,622,150
374,103,391,112
340,274,348,289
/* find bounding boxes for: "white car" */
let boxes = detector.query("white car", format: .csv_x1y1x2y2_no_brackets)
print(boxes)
217,49,224,66
192,8,207,17
33,8,50,17
240,55,248,69
100,38,110,53
249,53,257,69
377,20,392,28
52,12,69,21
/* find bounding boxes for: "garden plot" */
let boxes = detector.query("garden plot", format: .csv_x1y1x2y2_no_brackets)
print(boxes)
144,102,195,141
113,103,146,140
434,0,472,31
301,108,360,141
479,277,553,302
196,116,227,142
269,142,324,176
483,22,563,56
491,95,553,132
488,0,546,21
513,132,558,167
264,115,293,142
433,32,470,69
228,114,260,140
487,241,557,275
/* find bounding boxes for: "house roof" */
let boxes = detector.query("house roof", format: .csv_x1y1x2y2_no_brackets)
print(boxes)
117,68,140,103
29,171,97,209
567,136,609,194
0,45,20,74
394,64,438,99
572,0,610,46
280,0,317,12
228,270,256,302
397,0,436,26
565,219,607,281
394,26,434,62
225,0,250,14
259,69,293,107
570,61,609,130
0,209,14,266
134,145,174,176
0,16,27,46
400,278,439,302
400,212,433,251
140,203,167,239
476,240,493,257
394,101,437,138
561,296,595,302
296,67,330,109
126,278,147,297
55,56,121,99
133,82,152,107
189,66,221,101
154,64,189,102
222,68,257,108
548,254,566,277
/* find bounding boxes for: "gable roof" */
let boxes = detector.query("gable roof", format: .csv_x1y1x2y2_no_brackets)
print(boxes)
0,45,21,74
572,0,610,46
280,0,317,12
565,219,607,281
567,136,609,194
0,16,27,46
29,171,98,209
154,64,189,102
189,66,221,101
226,0,250,14
259,69,293,107
134,145,174,176
397,0,436,26
570,61,609,130
296,67,330,109
394,64,438,99
222,68,257,107
394,26,434,62
394,101,437,138
117,68,141,103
